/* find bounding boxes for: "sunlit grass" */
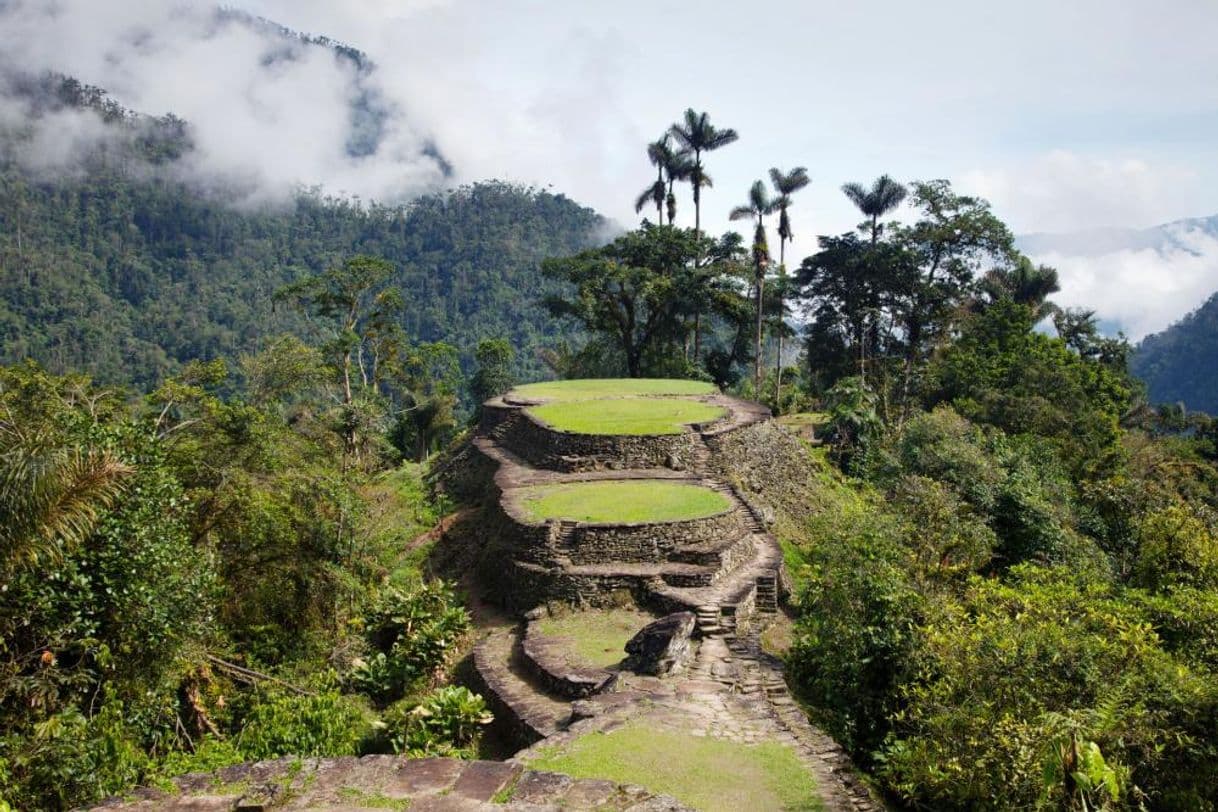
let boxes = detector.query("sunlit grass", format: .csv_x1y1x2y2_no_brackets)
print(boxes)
529,721,822,811
515,480,730,523
527,397,724,435
510,378,716,401
535,609,651,668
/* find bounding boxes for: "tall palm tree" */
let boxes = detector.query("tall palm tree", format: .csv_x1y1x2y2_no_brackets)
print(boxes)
662,147,694,226
729,180,775,392
768,167,810,411
841,174,907,244
634,137,675,224
669,109,739,237
769,167,811,268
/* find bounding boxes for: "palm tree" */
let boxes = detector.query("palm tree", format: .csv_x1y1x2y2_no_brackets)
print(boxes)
769,167,811,268
768,167,810,411
841,174,907,244
979,256,1061,321
634,137,674,224
1,437,132,574
661,147,694,226
729,180,776,392
669,109,739,237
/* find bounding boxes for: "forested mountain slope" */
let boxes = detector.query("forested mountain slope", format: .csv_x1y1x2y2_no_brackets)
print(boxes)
0,74,605,389
1133,291,1218,413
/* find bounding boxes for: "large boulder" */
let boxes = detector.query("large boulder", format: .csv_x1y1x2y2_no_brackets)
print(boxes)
623,611,696,675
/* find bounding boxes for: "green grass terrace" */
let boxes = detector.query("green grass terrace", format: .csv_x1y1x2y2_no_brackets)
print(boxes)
526,397,725,436
535,608,653,669
508,378,717,401
513,480,732,524
529,721,822,811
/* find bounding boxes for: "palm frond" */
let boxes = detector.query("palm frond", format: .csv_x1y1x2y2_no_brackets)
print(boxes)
728,205,755,222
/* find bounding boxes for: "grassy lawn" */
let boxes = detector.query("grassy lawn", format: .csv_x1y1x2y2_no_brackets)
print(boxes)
511,378,716,401
528,397,725,435
529,721,821,811
515,480,731,524
535,609,652,668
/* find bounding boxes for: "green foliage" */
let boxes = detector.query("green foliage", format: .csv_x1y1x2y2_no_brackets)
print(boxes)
787,510,922,755
928,300,1133,478
380,687,491,758
876,567,1218,811
469,338,516,407
1132,503,1218,592
0,161,603,390
234,685,372,761
348,582,469,705
542,224,747,379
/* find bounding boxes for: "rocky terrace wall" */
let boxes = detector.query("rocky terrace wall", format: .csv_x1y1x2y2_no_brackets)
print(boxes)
492,408,700,472
563,507,746,565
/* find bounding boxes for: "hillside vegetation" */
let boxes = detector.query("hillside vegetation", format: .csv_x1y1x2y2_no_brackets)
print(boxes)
1133,291,1218,413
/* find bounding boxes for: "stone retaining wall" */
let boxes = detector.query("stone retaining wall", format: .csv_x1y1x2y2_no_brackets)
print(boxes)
492,408,700,472
565,508,745,564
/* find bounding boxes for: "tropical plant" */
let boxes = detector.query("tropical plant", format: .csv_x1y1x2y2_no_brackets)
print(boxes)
729,180,776,390
634,138,669,224
768,166,811,408
978,255,1061,322
381,686,491,757
841,174,908,244
668,109,739,236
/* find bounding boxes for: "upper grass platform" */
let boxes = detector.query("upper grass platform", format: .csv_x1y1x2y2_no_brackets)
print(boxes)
515,480,731,524
509,378,717,401
527,397,725,436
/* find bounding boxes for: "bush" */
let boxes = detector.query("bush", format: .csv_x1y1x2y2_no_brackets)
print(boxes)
235,685,372,761
877,566,1218,810
786,510,922,757
379,686,492,757
348,582,469,705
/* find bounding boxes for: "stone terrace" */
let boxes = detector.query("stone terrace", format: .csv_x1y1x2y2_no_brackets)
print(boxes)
456,382,883,811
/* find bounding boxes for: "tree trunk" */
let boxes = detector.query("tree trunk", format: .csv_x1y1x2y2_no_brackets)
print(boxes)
754,274,765,393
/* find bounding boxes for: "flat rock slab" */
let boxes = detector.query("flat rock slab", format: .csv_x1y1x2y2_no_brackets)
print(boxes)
92,756,692,811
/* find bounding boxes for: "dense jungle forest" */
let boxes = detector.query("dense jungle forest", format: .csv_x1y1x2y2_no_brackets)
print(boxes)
3,87,1218,812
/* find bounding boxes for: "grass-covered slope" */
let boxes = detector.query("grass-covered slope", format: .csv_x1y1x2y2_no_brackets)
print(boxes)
527,397,724,435
514,480,730,523
510,378,716,400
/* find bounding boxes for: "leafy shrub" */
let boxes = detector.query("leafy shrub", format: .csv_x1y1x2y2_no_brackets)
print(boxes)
0,691,148,810
786,510,922,756
1132,503,1218,592
379,687,491,757
348,582,469,704
235,686,372,760
877,566,1218,810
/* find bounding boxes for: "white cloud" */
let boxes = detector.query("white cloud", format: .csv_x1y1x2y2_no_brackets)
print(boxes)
1034,223,1218,340
0,0,451,204
961,150,1205,234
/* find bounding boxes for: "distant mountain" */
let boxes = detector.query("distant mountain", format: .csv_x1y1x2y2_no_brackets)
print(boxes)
0,65,601,388
1018,214,1218,258
1131,292,1218,413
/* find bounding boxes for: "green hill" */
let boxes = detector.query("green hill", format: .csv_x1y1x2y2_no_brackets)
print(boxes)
1132,291,1218,413
0,74,605,388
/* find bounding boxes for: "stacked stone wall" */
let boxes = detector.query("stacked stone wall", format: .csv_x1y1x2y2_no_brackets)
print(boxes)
565,509,745,564
495,409,699,472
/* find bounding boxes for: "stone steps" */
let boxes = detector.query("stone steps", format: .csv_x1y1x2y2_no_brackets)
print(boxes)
472,629,573,746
